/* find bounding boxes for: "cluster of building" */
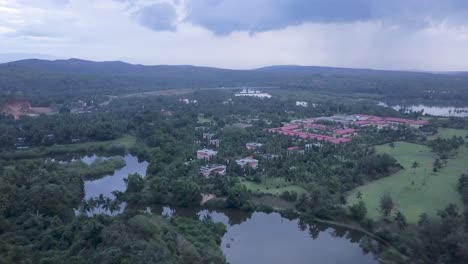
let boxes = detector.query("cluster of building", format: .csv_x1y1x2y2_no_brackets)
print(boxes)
268,114,428,144
197,139,262,177
15,137,29,150
353,114,428,129
198,153,259,178
268,122,354,144
296,101,308,107
180,98,198,104
69,100,95,114
235,88,272,98
196,113,428,177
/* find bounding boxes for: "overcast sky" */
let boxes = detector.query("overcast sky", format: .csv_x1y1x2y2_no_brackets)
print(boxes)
1,0,468,71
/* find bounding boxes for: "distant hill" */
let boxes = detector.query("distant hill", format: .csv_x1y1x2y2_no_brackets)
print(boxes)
255,65,432,77
7,58,250,77
0,53,60,63
1,58,468,105
7,59,440,77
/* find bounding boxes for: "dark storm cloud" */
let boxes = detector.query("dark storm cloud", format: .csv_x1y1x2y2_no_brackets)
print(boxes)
135,2,178,32
183,0,468,35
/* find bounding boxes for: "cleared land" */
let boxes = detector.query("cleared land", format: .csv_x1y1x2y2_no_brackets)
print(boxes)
241,177,308,196
197,116,213,124
348,141,467,223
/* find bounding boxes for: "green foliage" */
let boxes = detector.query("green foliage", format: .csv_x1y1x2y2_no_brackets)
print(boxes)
0,159,225,264
348,193,367,221
428,136,465,155
68,156,126,180
226,184,249,208
380,193,394,218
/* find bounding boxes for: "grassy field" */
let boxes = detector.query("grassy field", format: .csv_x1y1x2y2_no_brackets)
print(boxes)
197,115,214,124
241,177,308,196
0,135,137,160
348,141,467,223
428,128,468,140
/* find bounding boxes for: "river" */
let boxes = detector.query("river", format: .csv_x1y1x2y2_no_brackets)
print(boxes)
80,154,378,264
379,102,468,117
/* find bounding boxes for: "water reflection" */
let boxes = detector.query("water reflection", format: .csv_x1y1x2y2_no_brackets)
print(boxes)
379,102,468,117
77,154,148,215
82,154,148,199
151,206,377,264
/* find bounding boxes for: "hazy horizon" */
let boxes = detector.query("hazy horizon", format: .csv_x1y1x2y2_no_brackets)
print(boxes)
2,54,468,74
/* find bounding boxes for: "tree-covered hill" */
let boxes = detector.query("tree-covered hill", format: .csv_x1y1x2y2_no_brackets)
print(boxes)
1,59,468,105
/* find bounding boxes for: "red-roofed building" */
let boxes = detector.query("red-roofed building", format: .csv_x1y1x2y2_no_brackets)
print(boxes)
236,156,259,169
197,149,218,160
334,128,356,137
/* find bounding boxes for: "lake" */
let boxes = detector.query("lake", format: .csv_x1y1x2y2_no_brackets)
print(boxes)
154,207,378,264
81,154,148,199
79,155,378,264
379,102,468,117
77,154,148,215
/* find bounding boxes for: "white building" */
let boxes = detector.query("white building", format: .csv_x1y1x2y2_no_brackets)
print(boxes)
246,142,264,150
296,101,308,107
235,89,272,98
235,157,259,169
200,164,227,178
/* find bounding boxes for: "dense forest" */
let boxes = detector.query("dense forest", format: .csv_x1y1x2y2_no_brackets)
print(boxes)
2,61,468,263
2,59,468,106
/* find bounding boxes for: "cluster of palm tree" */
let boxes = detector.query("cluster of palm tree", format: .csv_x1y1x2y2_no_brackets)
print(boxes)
78,194,121,215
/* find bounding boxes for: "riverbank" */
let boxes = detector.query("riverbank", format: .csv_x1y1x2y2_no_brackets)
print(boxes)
242,192,408,263
0,135,136,160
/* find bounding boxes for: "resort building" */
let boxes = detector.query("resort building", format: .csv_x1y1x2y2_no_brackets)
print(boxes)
203,133,215,140
209,139,220,148
235,89,272,98
296,101,308,107
200,164,227,178
196,148,218,160
235,156,259,169
246,142,264,150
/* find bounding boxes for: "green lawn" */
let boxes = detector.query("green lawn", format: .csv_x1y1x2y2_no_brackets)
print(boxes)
197,116,213,124
241,177,308,196
428,128,468,140
0,135,137,160
348,141,466,223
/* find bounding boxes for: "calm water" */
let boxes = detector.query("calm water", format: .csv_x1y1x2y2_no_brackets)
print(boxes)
81,154,148,199
379,102,468,117
75,154,148,215
78,156,377,264
154,207,378,264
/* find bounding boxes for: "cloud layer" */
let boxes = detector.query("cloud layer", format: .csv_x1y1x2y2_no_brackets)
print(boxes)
182,0,468,35
1,0,468,71
135,2,178,31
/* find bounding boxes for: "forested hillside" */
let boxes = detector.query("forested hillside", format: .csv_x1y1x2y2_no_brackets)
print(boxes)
2,59,468,106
